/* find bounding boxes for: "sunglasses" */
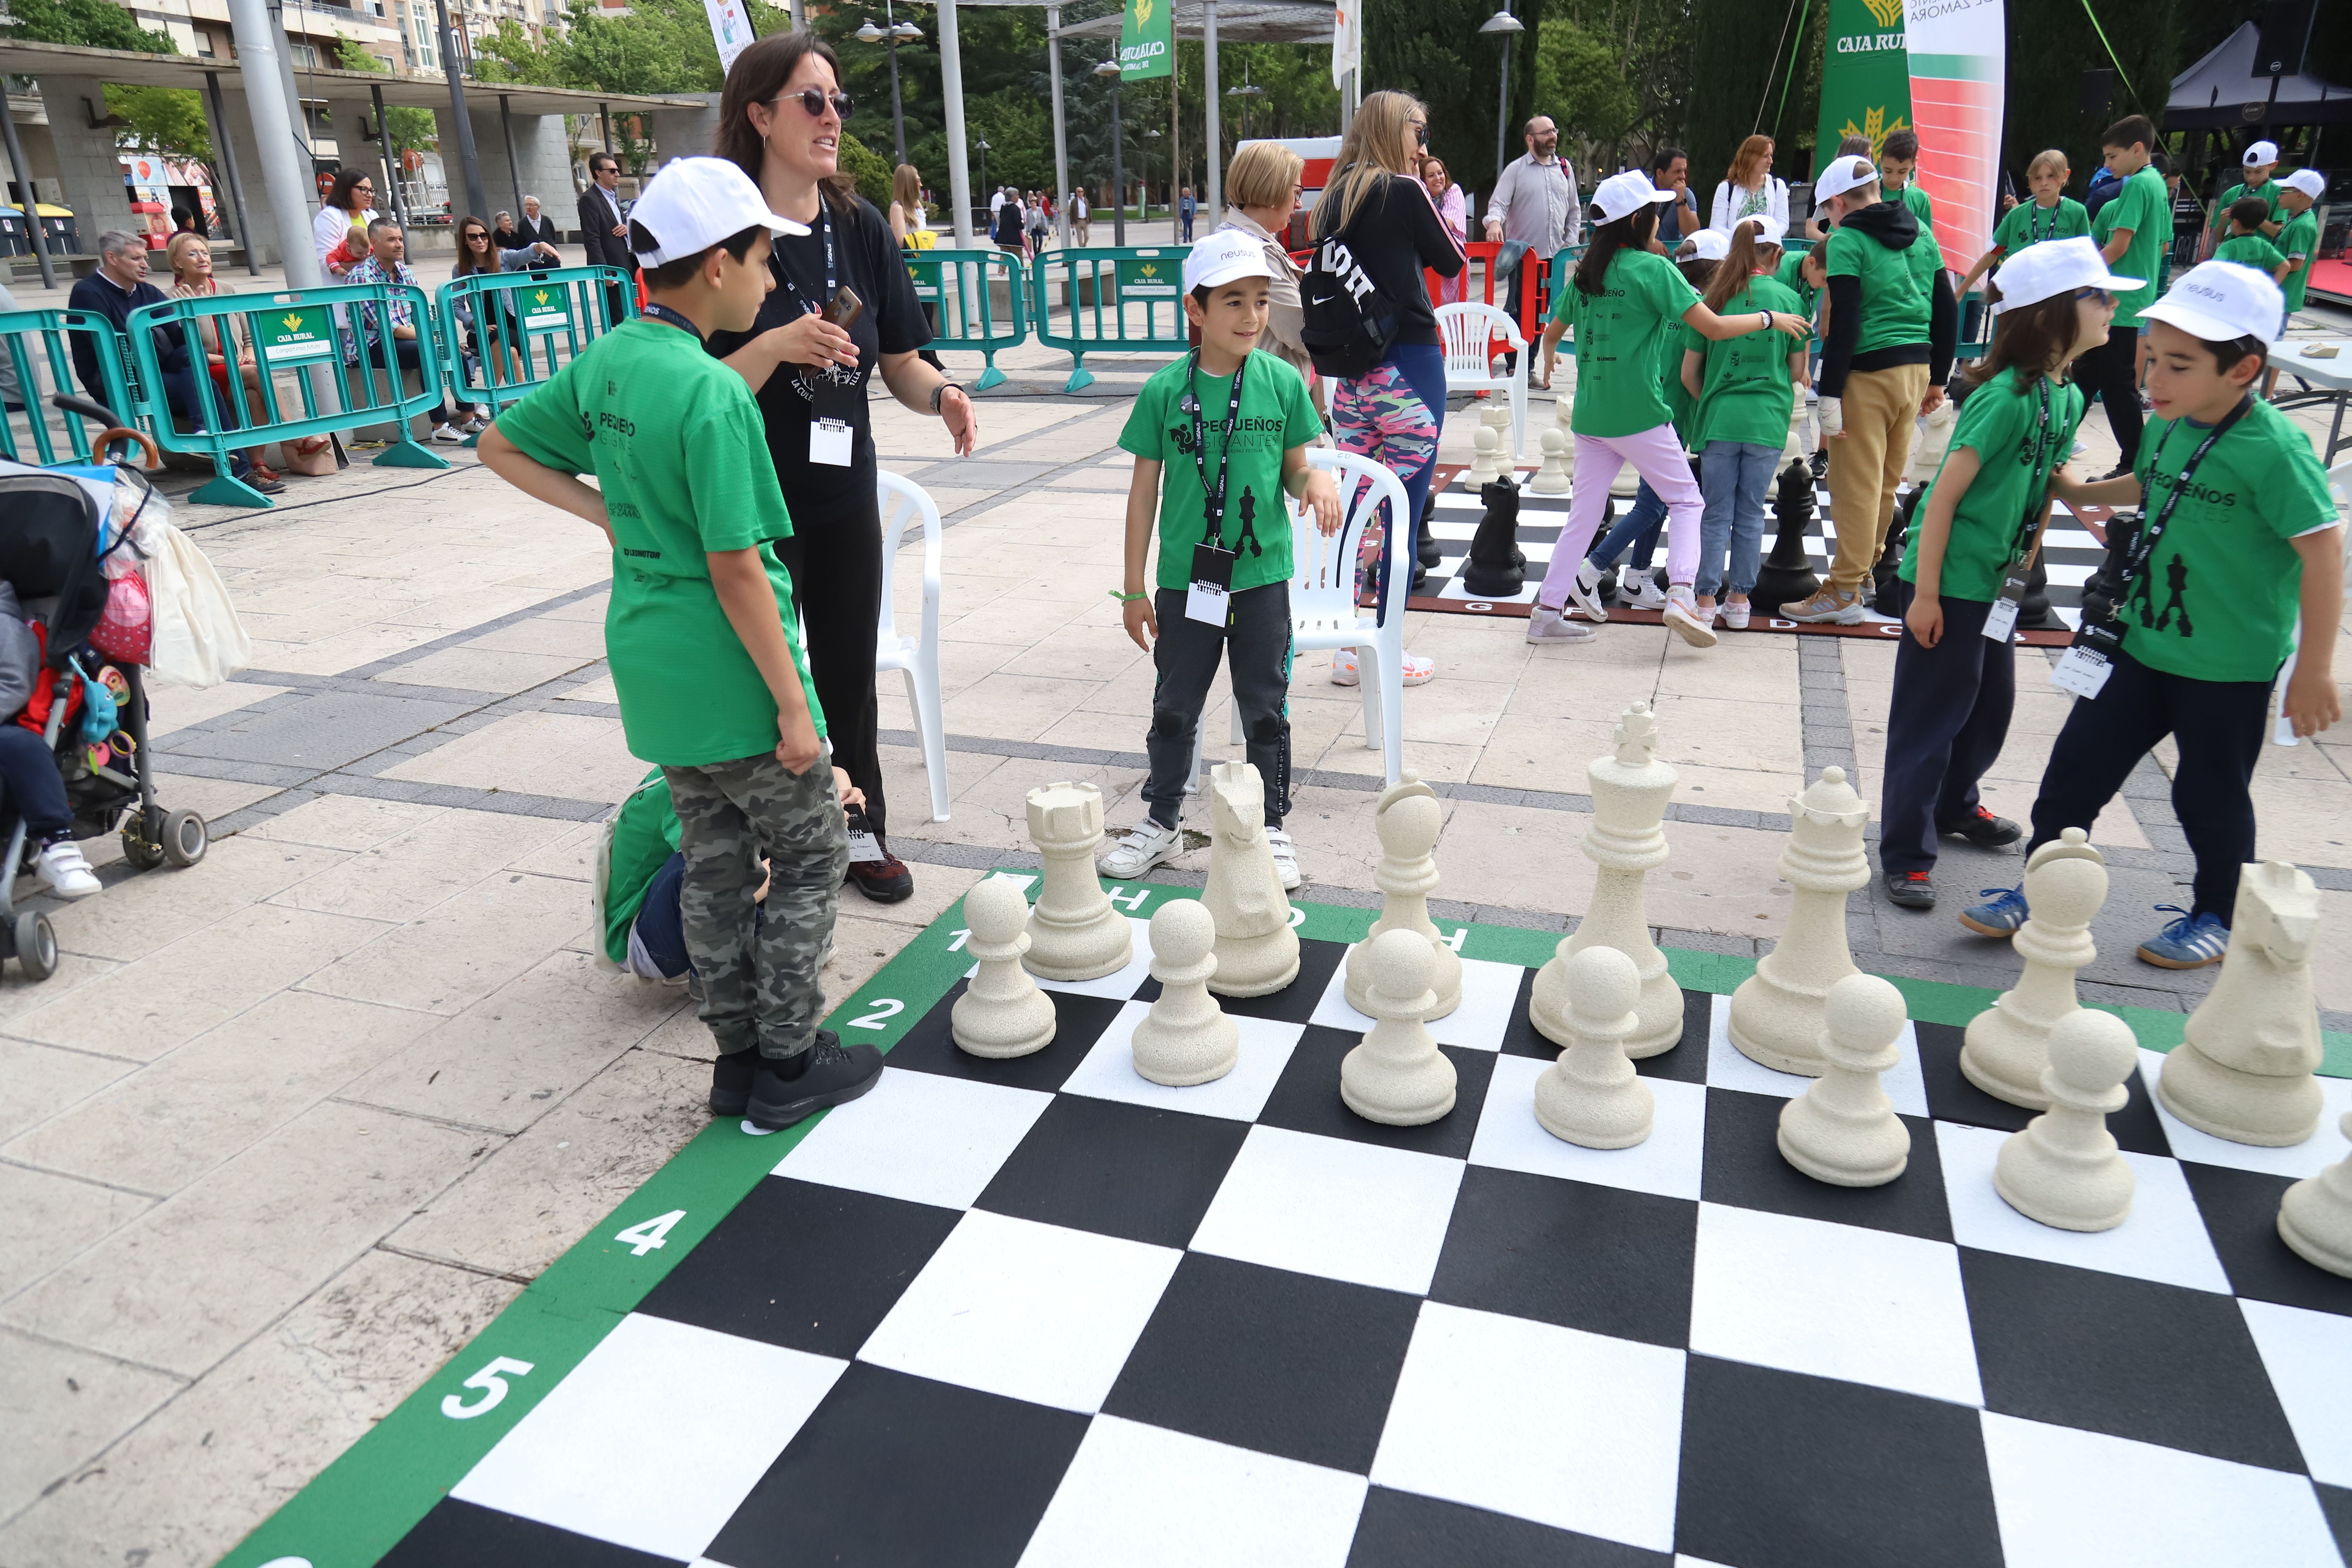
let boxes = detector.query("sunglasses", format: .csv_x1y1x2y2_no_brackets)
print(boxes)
2075,288,2115,308
774,87,853,121
1411,121,1429,149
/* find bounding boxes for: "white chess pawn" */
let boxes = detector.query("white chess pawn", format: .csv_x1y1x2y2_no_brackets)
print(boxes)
1130,899,1239,1086
1340,928,1458,1125
1533,946,1655,1149
1531,427,1572,495
1729,767,1871,1076
2278,1112,2352,1277
1994,1008,2139,1232
1468,424,1503,485
1200,760,1299,997
953,877,1057,1058
1344,785,1461,1019
2159,861,2325,1146
1962,829,2107,1110
1778,973,1913,1186
1024,781,1132,981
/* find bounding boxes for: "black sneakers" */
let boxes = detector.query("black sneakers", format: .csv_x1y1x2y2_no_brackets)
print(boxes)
1884,869,1937,910
709,1049,755,1116
747,1031,884,1130
1940,807,2023,848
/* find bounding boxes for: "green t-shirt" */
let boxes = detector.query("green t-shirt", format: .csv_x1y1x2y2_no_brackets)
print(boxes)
1824,213,1945,356
1900,368,2086,603
2219,179,2285,227
2215,233,2287,276
2122,398,2340,681
1119,351,1319,594
1774,249,1820,318
2279,208,2319,313
599,767,681,965
1991,197,2091,257
1556,248,1700,438
1894,182,1934,227
494,319,826,767
2092,165,2169,326
1681,275,1805,450
1660,332,1697,444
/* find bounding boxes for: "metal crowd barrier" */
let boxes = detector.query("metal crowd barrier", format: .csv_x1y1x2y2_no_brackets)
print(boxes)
0,308,142,466
903,248,1024,390
1029,245,1193,392
433,264,637,441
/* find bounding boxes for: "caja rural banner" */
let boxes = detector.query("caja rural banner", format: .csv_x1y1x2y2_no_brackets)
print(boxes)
1120,0,1174,81
1813,0,1913,181
1904,0,2005,283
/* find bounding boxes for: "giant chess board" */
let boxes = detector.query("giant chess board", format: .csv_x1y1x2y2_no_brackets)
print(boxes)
235,881,2352,1568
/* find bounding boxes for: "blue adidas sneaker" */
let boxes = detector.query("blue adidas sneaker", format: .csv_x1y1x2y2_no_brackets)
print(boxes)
2137,906,2230,970
1959,885,2030,938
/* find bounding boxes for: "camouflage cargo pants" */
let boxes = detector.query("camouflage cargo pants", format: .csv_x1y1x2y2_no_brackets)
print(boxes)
663,751,849,1060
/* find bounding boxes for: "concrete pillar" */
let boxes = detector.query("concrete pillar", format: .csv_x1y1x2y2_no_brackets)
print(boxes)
648,92,721,172
208,87,288,266
32,76,129,267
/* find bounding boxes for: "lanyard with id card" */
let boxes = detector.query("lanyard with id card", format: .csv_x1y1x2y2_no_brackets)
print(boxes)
1182,352,1254,626
779,204,862,467
1982,379,2055,647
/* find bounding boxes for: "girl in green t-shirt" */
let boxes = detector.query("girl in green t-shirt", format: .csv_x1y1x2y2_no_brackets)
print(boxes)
1880,236,2127,911
1955,150,2091,307
1528,171,1809,650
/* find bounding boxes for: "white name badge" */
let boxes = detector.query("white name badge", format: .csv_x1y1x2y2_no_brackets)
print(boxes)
1185,580,1231,626
1981,598,2020,644
2050,646,2114,700
810,416,853,467
846,827,888,864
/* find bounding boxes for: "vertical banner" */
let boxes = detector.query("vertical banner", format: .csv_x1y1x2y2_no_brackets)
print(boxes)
703,0,755,72
1813,0,1912,179
1904,0,2004,273
1333,0,1361,92
1120,0,1174,81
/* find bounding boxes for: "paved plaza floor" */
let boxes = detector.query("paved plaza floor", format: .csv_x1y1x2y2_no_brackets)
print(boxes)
4,274,2351,1564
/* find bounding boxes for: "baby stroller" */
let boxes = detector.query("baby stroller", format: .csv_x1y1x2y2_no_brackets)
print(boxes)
0,397,211,980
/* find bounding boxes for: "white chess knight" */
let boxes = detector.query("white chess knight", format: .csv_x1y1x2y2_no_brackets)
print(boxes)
1531,428,1572,496
1533,703,1684,1059
1340,928,1458,1124
1022,781,1132,981
2159,861,2325,1147
1201,761,1299,997
1344,775,1461,1019
1962,830,2107,1110
1994,1007,2140,1232
2278,1112,2352,1277
952,877,1057,1058
1729,767,1871,1076
1467,424,1505,485
1779,973,1912,1186
1130,899,1239,1086
1533,946,1654,1148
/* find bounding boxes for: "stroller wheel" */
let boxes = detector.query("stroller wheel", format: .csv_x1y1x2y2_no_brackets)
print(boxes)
121,808,166,870
162,810,209,869
14,911,56,981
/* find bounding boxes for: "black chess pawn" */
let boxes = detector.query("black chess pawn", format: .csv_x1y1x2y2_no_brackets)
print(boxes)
2015,554,2062,631
1416,486,1441,570
1870,488,1912,617
1753,459,1823,609
1462,478,1526,598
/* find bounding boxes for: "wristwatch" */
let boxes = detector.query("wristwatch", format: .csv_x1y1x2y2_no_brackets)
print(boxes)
929,381,963,415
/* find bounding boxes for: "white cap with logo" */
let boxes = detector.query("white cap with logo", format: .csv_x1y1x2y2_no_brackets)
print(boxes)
1182,228,1274,294
2244,139,2280,167
627,156,808,269
2284,168,2327,201
1732,212,1788,248
1988,235,2143,314
1681,228,1730,261
2139,260,2287,346
1589,169,1677,225
1814,155,1878,202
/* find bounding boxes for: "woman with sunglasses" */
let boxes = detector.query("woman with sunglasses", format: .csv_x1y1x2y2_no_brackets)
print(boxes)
710,31,978,906
451,215,559,410
314,168,378,277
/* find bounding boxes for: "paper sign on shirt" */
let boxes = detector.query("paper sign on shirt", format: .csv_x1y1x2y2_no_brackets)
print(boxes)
810,416,853,467
1186,541,1235,626
2051,621,2122,700
1981,566,2029,644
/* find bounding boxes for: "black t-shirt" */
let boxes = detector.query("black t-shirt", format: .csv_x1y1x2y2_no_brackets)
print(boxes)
1319,173,1465,346
706,194,928,524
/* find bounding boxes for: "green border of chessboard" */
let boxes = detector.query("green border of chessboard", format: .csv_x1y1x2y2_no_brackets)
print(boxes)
218,875,2352,1568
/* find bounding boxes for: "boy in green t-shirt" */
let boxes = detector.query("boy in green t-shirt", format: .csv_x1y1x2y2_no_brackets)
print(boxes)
1960,262,2343,968
2209,138,2285,248
2276,169,2323,318
1956,150,2090,305
1879,129,1934,229
2081,115,2170,478
2213,198,2289,284
479,158,877,1131
1104,230,1338,890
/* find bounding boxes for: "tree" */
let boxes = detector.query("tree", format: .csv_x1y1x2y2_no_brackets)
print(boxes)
334,37,438,160
1533,17,1637,171
0,0,175,52
836,129,894,207
106,86,212,163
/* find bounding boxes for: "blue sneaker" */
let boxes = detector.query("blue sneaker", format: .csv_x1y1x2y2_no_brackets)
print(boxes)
2137,905,2230,969
1959,885,2030,937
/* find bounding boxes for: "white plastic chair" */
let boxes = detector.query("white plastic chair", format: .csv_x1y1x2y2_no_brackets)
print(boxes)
876,470,949,820
1436,301,1529,462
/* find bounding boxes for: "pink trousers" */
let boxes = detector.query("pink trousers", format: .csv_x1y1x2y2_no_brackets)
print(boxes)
1534,424,1704,609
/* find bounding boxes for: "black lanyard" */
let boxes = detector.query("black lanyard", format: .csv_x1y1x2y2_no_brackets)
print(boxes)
773,202,837,315
2104,397,2252,617
640,302,700,336
2026,202,2059,245
1183,351,1257,554
2006,375,2058,559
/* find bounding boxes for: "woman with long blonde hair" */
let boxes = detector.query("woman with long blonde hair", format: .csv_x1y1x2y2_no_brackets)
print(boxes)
1709,134,1788,235
1309,89,1464,688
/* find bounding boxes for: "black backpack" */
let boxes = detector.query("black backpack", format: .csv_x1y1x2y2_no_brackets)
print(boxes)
1300,208,1398,380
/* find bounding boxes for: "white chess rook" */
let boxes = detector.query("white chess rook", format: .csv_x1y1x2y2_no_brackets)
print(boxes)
2159,861,2326,1147
1729,767,1872,1076
1340,927,1459,1125
1778,973,1913,1186
952,878,1058,1058
1201,761,1300,997
1022,781,1133,981
2278,1111,2352,1277
1130,899,1240,1086
1534,945,1655,1148
1994,1008,2139,1232
1531,427,1572,495
1533,702,1683,1059
1962,829,2107,1110
1344,776,1461,1019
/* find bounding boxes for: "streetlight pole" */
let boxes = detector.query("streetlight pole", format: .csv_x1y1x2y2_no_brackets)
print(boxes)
1095,59,1123,247
433,0,489,221
1143,127,1159,225
1480,8,1524,198
977,138,990,219
856,9,921,167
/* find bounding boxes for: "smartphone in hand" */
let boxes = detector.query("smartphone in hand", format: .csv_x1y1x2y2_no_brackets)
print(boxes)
823,286,865,329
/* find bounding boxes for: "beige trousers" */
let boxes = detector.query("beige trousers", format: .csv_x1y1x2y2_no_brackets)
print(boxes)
1826,362,1930,593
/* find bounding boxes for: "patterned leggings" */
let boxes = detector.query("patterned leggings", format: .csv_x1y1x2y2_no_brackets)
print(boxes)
1333,342,1447,612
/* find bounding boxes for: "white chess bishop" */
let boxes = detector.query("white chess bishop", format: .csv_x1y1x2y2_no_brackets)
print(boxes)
1729,767,1871,1076
1130,899,1239,1086
1962,830,2106,1110
952,877,1057,1058
1994,1008,2140,1233
1533,946,1654,1148
2278,1113,2352,1278
1340,928,1458,1125
1022,781,1132,981
1344,775,1461,1019
2159,862,2325,1147
1200,761,1299,997
1778,973,1912,1186
1532,702,1683,1059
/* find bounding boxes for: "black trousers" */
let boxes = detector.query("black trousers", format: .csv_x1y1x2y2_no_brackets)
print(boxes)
1143,582,1293,830
2027,646,2271,920
774,497,889,839
2074,330,2144,471
1880,583,2016,874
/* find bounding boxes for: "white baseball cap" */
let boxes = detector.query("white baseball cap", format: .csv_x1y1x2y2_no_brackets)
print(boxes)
1182,227,1274,294
1680,228,1731,261
1989,236,2143,314
2284,168,2327,200
1733,212,1788,247
2139,260,2286,346
1589,169,1676,225
1814,155,1878,201
627,156,807,268
2244,140,2280,167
